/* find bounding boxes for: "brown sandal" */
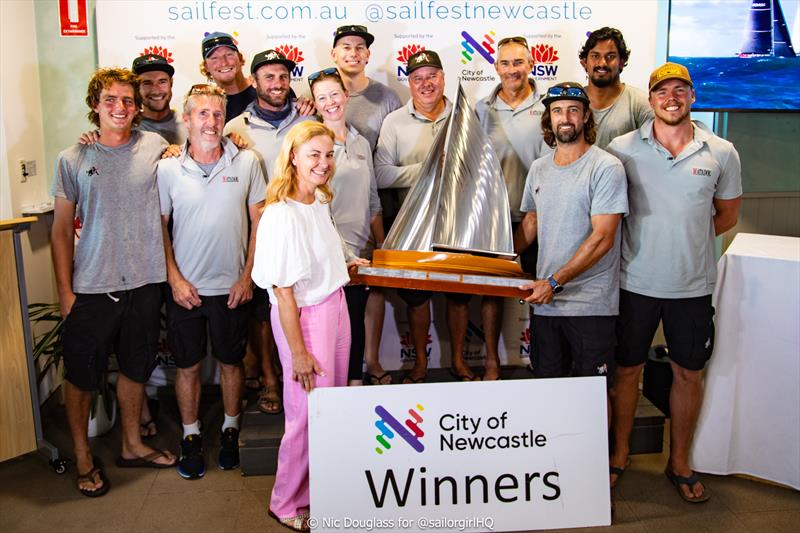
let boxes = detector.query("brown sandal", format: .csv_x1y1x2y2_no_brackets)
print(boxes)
257,387,283,414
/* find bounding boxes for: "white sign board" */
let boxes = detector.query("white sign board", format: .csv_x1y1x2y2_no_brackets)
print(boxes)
309,378,610,532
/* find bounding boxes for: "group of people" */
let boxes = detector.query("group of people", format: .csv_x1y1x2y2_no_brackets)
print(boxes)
51,22,741,532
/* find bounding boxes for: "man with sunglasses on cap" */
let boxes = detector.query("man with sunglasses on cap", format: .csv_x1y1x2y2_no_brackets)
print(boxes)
476,35,549,380
579,27,653,149
330,24,402,386
200,32,255,123
374,50,477,384
515,82,627,398
606,63,741,503
132,53,188,145
158,83,266,479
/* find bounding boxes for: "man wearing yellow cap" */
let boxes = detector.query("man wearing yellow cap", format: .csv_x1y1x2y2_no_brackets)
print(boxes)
606,62,742,503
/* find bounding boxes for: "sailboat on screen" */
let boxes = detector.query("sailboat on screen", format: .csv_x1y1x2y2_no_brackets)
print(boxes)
739,0,797,57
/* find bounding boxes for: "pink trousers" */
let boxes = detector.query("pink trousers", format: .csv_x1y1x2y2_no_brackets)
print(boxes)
269,288,350,519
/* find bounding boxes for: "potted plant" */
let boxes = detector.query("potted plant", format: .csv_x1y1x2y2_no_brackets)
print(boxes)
28,302,117,437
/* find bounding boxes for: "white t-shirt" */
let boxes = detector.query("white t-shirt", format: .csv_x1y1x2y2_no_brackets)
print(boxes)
252,197,349,307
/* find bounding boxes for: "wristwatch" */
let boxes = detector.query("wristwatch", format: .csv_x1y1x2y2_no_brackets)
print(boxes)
547,274,564,294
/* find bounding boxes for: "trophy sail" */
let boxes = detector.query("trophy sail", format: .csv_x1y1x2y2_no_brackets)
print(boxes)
383,82,514,258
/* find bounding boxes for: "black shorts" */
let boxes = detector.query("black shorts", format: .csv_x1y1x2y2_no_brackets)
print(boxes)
166,293,249,368
530,310,615,387
62,284,162,391
249,287,270,322
397,289,472,308
616,289,715,371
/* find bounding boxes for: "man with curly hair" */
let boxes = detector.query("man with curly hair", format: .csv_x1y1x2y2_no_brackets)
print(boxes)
51,67,177,497
579,27,653,149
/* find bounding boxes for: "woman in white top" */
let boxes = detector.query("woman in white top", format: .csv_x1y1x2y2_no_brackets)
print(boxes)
252,121,366,532
309,68,386,386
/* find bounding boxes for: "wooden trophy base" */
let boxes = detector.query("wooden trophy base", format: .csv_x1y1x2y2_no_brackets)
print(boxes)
351,249,533,298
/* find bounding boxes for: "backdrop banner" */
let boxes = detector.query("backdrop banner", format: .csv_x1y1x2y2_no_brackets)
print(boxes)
308,377,610,532
96,0,658,370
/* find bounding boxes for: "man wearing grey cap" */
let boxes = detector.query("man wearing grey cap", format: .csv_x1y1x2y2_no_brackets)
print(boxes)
374,50,476,384
200,31,256,122
515,81,627,391
606,62,742,503
132,54,188,145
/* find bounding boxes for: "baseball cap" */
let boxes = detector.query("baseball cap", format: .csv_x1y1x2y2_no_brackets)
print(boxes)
250,49,296,75
333,25,375,48
202,32,238,59
542,82,590,107
132,54,174,77
649,62,693,91
406,50,443,75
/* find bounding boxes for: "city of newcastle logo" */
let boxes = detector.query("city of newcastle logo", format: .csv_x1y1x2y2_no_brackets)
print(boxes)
396,44,426,77
461,30,496,65
374,403,425,455
531,43,559,78
203,30,239,46
275,44,305,78
140,46,174,63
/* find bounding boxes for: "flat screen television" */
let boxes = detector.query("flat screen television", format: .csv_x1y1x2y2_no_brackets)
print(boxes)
668,0,800,111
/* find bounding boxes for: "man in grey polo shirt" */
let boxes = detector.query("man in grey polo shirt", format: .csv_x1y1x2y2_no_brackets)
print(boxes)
52,67,177,497
158,84,266,479
476,35,549,380
515,81,627,389
606,63,742,503
579,27,653,149
375,50,477,383
132,53,188,145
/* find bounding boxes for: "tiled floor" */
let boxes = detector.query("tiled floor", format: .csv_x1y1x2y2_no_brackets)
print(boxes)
1,391,797,533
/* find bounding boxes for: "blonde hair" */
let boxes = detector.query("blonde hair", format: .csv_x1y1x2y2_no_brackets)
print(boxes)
265,122,336,206
199,51,246,79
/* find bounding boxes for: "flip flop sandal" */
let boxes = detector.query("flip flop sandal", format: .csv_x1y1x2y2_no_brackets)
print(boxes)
115,450,176,469
665,468,711,503
245,375,263,392
76,456,110,498
364,371,393,385
257,387,283,415
609,458,631,488
449,370,481,382
401,372,427,384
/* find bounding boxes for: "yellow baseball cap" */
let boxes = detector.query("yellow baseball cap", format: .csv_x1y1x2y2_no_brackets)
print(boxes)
649,62,693,91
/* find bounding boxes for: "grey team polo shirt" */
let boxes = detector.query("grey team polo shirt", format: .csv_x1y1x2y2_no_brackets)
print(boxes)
223,99,314,180
51,130,168,293
330,125,381,258
138,110,188,146
157,138,266,296
346,79,403,151
476,81,551,222
520,145,628,317
374,97,452,201
589,84,653,149
607,119,742,299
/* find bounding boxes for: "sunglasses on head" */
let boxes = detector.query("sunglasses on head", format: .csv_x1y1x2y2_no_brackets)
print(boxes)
498,36,529,48
308,67,340,86
546,86,587,99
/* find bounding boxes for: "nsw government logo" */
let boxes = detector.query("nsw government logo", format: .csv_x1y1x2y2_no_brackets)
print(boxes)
374,403,425,454
275,44,305,79
531,43,559,80
396,44,426,79
140,46,174,63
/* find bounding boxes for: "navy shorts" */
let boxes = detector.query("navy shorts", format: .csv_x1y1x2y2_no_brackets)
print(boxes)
166,293,249,368
616,289,715,371
62,284,162,391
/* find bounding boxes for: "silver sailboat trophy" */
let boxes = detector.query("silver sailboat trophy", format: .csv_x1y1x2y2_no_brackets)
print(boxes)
355,82,529,297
